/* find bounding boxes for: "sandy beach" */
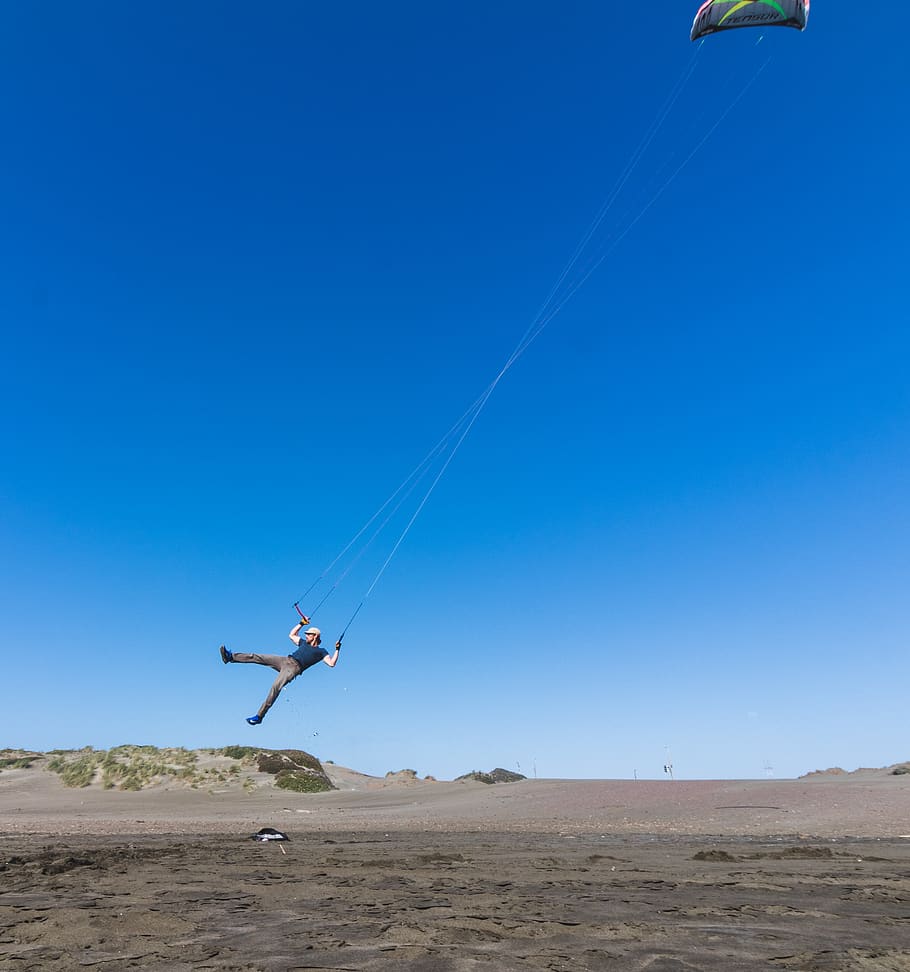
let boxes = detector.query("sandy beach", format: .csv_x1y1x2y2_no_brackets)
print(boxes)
2,755,909,970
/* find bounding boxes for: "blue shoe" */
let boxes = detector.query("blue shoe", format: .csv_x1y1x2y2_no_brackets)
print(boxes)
220,645,233,664
246,715,262,726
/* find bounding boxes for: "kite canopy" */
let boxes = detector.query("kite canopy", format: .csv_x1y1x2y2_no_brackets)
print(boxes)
691,0,809,40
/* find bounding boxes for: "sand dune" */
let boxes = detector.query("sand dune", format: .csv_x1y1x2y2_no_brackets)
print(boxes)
2,748,909,838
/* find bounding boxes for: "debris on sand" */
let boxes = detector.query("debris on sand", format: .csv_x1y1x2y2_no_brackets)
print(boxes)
251,828,289,842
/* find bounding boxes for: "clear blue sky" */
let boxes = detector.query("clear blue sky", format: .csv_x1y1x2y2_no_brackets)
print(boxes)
2,2,908,780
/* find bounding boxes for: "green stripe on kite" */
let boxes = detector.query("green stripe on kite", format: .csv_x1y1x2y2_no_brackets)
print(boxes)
756,0,787,17
718,1,753,25
718,0,787,26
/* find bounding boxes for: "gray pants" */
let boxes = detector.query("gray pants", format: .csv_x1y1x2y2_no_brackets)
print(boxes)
231,653,303,720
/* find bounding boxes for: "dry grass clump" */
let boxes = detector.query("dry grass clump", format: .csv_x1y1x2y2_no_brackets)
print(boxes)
220,746,259,762
456,768,526,784
46,749,101,787
274,771,332,793
0,750,41,771
457,771,496,785
256,749,333,793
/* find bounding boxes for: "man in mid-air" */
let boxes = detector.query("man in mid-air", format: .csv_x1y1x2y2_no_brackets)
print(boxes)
220,618,340,725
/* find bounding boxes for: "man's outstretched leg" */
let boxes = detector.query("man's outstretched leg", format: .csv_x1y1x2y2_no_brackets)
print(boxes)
219,647,301,725
249,657,301,724
226,650,288,670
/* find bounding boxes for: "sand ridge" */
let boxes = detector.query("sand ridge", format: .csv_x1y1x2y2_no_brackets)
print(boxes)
2,754,909,838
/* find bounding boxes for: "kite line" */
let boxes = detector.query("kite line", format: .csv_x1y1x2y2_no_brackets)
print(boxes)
296,41,775,645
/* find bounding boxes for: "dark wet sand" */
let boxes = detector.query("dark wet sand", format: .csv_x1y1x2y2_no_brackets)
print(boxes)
2,831,909,971
2,771,910,970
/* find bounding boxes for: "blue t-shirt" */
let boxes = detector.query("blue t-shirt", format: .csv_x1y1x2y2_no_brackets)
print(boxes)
290,641,329,671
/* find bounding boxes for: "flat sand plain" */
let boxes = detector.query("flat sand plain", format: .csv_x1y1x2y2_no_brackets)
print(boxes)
2,764,909,970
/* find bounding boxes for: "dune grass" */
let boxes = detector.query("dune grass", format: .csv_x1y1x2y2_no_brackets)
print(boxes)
0,750,41,771
40,744,331,792
45,745,244,790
